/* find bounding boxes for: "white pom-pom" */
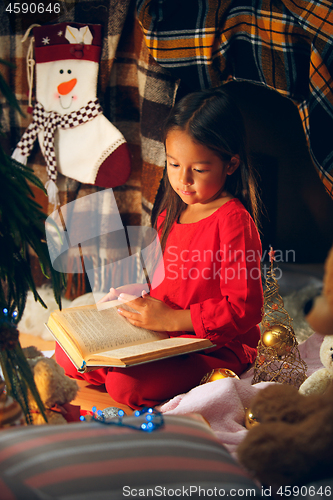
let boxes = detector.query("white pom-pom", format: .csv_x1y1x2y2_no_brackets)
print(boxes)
12,148,28,165
45,179,60,207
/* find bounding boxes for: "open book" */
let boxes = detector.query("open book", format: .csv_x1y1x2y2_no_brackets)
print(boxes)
46,301,214,371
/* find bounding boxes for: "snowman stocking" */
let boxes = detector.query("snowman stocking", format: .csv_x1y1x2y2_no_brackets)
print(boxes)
12,23,131,206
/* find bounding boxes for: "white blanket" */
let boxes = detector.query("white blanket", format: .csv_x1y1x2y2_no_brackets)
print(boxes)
160,333,324,456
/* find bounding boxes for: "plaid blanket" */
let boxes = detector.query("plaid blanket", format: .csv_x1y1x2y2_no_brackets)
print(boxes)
1,0,332,298
137,0,333,197
0,0,178,298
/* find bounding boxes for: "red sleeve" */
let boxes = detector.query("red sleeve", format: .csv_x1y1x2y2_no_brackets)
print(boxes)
189,210,263,348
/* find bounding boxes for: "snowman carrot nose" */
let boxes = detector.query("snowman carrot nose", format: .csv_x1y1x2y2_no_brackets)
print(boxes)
57,78,77,96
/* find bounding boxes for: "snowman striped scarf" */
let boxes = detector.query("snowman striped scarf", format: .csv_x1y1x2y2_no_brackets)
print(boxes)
16,99,103,183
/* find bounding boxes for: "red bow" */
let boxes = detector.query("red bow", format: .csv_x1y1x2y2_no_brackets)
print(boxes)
30,403,81,423
50,402,81,422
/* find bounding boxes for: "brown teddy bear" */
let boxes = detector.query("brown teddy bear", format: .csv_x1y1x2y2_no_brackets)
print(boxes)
237,245,333,488
24,346,79,425
237,383,333,487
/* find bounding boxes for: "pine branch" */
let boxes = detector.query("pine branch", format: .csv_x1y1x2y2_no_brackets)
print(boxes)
0,59,23,116
0,61,64,423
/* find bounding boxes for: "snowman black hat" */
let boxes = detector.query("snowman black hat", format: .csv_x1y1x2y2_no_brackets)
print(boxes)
33,23,102,63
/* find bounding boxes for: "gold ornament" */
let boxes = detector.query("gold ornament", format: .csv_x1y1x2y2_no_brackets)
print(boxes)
252,247,307,388
261,324,294,357
200,368,239,384
244,408,260,429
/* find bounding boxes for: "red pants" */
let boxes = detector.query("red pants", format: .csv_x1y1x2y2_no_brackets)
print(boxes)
55,343,248,410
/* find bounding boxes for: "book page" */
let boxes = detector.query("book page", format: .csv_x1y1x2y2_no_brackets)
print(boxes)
89,337,212,364
53,302,168,358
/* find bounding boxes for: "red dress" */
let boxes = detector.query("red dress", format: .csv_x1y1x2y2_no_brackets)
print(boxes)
56,199,263,409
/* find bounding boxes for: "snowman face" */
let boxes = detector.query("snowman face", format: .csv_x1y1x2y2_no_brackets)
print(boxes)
35,59,99,114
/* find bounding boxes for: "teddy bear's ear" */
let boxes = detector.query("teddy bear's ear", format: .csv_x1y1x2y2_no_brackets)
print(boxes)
33,358,79,407
23,345,43,360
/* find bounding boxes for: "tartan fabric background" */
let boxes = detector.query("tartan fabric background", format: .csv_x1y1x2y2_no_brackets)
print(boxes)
1,0,332,298
137,0,333,198
0,0,178,298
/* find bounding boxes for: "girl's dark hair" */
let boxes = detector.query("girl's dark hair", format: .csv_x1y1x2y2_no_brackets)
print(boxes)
153,87,261,251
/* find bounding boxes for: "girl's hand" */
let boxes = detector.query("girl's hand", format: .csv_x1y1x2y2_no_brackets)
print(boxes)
117,292,194,333
117,293,175,332
97,283,149,304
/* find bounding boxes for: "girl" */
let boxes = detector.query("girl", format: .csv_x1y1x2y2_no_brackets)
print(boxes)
55,87,264,410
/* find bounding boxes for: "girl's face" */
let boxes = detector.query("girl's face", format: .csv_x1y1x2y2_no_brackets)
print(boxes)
165,129,237,207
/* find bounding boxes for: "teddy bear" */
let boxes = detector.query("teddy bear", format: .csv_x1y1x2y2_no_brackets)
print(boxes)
298,334,333,395
24,346,79,425
237,245,333,488
298,246,333,395
299,247,333,395
237,383,333,487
